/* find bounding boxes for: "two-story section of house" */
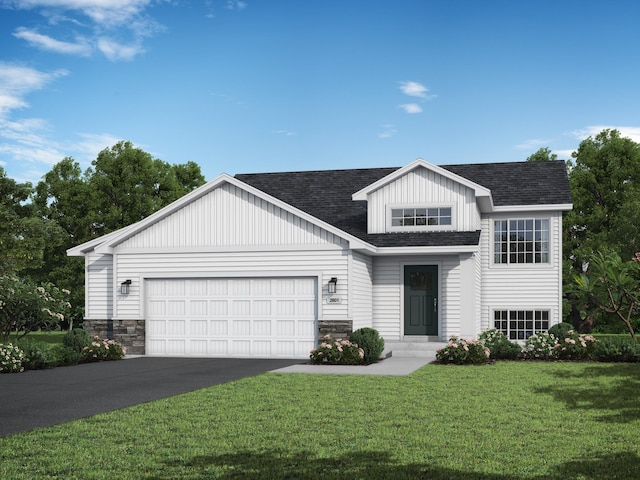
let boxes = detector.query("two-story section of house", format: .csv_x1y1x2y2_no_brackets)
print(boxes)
68,158,572,358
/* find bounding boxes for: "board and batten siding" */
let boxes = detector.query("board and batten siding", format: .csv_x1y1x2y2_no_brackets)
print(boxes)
372,255,464,341
117,182,347,250
350,251,373,332
112,249,350,321
366,166,480,234
479,212,564,329
85,253,113,319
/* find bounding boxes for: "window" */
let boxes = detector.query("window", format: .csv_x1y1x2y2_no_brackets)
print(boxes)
391,207,452,227
494,219,549,264
494,310,550,340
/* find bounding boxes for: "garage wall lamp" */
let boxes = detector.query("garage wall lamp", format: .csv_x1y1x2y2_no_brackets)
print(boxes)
328,277,338,294
120,279,132,295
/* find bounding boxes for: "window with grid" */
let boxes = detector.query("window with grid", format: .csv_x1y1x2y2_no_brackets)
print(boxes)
391,207,452,227
494,219,549,264
494,310,550,340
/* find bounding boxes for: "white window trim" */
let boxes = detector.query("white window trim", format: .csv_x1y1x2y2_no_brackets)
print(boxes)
491,216,551,267
491,307,553,341
386,203,456,233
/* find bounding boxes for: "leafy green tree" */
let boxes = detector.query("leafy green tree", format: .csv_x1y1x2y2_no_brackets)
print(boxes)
564,129,640,332
526,147,558,162
573,251,639,341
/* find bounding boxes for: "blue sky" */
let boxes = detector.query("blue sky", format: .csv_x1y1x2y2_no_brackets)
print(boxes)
1,0,640,185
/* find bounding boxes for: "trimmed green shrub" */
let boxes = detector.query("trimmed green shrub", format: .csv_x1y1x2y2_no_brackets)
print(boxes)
349,327,385,364
478,329,521,360
0,343,25,373
310,335,365,365
554,330,598,360
436,336,490,365
592,336,640,362
18,339,57,370
51,344,82,366
63,328,92,353
548,322,575,340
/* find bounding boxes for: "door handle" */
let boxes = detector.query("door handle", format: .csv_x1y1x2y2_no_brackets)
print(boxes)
433,297,437,312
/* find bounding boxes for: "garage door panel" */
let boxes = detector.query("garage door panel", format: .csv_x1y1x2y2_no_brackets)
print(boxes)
146,277,317,358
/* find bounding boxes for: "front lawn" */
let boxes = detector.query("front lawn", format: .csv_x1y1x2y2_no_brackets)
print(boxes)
1,362,639,479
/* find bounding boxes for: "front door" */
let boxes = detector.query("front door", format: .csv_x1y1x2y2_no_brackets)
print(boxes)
404,265,438,336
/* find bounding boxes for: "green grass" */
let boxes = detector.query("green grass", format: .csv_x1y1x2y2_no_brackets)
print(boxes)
1,362,639,479
6,331,65,344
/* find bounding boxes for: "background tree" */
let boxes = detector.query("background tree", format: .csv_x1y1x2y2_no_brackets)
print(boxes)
526,147,558,162
563,129,640,332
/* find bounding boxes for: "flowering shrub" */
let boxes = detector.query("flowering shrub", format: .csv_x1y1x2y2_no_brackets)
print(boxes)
522,332,558,360
310,335,365,365
436,336,490,365
478,329,521,360
0,343,25,373
555,330,597,360
82,336,126,362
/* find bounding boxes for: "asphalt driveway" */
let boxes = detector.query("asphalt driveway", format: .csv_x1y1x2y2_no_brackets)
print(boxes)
0,357,302,437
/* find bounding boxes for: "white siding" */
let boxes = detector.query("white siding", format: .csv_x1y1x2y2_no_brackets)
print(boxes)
372,255,464,341
113,249,350,321
480,212,564,328
351,251,373,331
85,253,113,319
366,166,479,233
118,182,346,250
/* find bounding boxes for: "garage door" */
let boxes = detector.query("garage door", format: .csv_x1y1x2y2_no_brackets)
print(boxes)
145,277,317,358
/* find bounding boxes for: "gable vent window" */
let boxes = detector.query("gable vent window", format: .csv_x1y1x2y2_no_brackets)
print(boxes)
391,207,452,227
494,219,549,264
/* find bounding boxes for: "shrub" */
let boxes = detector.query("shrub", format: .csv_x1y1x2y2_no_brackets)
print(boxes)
349,327,385,364
548,322,575,340
63,328,92,353
554,330,598,360
478,329,521,360
310,335,365,365
82,336,126,362
522,332,558,360
18,339,57,370
51,344,82,366
436,336,490,365
592,336,640,362
0,343,25,373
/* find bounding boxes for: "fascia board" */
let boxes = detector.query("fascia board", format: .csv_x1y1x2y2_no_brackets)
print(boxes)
67,228,131,256
364,245,479,255
352,158,492,201
94,173,376,254
492,203,573,213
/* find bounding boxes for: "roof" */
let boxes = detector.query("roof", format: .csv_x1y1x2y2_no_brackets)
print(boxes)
235,160,571,248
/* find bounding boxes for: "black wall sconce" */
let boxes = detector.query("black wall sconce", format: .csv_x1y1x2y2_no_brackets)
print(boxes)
328,277,338,294
120,279,132,295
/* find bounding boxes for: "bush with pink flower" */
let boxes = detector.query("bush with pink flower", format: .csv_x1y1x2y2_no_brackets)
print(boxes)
554,330,597,360
82,336,126,362
309,335,365,365
436,336,491,365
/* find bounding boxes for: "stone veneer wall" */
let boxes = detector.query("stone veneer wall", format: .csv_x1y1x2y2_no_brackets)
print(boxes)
317,319,353,342
84,319,146,355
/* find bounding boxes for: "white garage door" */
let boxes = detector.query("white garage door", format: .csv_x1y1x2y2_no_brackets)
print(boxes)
145,277,317,358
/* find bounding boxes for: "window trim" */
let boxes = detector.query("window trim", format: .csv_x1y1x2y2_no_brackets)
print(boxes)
492,308,551,340
387,204,455,232
492,217,550,266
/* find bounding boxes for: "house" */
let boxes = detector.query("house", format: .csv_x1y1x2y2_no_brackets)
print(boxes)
67,158,572,358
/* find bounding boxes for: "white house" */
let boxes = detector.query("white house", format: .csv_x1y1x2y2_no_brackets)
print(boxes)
67,158,572,358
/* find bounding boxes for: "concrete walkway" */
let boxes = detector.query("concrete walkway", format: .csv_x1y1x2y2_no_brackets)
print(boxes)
271,355,434,376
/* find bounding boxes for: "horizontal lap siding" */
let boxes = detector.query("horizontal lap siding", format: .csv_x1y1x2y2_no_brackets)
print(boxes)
114,249,349,320
86,253,112,319
351,252,373,331
480,212,563,326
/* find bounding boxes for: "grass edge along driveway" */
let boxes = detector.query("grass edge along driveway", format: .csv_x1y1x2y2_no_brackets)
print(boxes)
1,361,639,479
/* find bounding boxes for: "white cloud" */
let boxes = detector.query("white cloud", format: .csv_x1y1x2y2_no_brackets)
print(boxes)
553,149,575,160
97,37,144,61
11,0,152,26
399,81,432,99
13,27,92,55
399,103,422,114
225,0,247,10
514,138,551,150
0,63,68,116
571,125,640,143
378,124,397,139
273,130,296,136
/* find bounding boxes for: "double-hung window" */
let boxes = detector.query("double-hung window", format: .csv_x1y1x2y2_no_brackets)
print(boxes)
494,219,549,264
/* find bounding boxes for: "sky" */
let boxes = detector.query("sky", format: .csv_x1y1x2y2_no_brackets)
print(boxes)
1,0,640,186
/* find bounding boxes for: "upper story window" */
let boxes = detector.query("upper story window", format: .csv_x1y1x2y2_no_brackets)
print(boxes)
391,207,452,228
494,219,549,264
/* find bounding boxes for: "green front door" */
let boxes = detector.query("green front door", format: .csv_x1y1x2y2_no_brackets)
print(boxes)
404,265,438,336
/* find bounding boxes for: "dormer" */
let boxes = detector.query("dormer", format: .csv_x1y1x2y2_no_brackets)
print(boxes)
352,159,493,234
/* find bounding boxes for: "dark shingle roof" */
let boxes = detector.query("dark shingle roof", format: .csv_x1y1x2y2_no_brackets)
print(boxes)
235,160,571,248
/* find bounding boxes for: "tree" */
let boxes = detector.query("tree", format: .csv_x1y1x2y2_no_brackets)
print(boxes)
563,129,640,332
573,251,639,341
526,147,558,162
